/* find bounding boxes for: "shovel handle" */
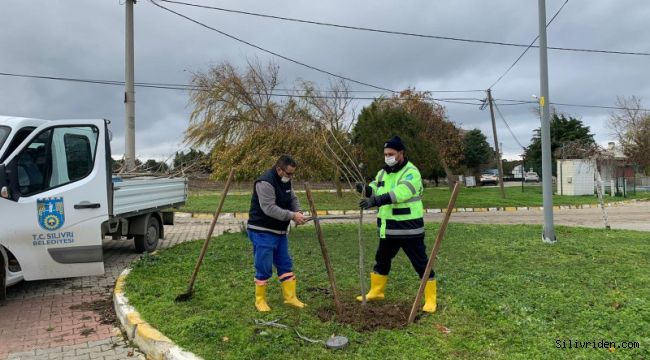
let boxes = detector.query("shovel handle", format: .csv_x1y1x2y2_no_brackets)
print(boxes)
185,168,236,292
407,182,461,324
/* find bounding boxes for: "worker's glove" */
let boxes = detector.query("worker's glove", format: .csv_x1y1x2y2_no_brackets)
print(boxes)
355,183,373,197
359,194,392,209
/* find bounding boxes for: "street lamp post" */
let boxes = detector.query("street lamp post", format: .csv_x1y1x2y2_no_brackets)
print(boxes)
537,0,556,243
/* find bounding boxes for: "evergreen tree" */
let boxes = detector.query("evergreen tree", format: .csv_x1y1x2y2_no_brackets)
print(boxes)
524,114,595,176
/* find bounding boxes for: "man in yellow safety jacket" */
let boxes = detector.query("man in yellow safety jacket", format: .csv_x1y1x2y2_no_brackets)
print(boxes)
356,136,437,313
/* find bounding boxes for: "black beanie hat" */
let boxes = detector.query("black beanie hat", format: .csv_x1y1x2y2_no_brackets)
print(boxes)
384,136,405,151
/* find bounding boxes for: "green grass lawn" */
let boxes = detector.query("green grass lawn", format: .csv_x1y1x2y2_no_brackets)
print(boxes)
125,224,650,359
180,186,650,213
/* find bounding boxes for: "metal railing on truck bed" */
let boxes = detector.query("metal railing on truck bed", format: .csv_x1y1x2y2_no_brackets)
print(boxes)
112,177,187,217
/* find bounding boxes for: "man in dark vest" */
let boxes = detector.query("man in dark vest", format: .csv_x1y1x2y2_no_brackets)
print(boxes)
247,155,307,312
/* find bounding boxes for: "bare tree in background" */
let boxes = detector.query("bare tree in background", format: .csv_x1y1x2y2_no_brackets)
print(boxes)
186,59,294,149
609,96,650,173
185,59,350,182
298,78,357,197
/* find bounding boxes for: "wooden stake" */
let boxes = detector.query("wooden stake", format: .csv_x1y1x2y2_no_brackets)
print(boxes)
358,208,367,305
176,168,235,302
304,182,343,314
407,182,461,324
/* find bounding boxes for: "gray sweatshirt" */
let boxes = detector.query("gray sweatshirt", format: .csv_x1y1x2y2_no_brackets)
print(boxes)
255,181,301,221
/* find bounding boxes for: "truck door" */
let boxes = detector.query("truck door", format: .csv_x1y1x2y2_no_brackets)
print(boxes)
0,120,108,280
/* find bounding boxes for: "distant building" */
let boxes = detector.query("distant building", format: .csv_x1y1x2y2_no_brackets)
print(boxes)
556,159,595,196
556,142,635,196
512,165,524,179
599,142,632,184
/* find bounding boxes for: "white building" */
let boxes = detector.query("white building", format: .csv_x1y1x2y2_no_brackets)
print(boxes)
556,159,595,196
599,142,628,185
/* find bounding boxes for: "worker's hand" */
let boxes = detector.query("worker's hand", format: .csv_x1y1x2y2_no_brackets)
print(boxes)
355,183,372,197
292,211,307,225
359,196,379,209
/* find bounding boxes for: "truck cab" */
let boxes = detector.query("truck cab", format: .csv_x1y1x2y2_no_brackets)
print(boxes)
0,116,186,301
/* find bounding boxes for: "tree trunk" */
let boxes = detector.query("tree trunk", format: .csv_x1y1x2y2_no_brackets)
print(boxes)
442,159,455,190
334,168,343,198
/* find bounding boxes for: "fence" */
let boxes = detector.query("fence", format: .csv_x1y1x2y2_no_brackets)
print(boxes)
637,176,650,186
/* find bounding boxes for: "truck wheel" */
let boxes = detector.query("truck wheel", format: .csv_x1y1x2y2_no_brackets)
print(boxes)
134,217,160,253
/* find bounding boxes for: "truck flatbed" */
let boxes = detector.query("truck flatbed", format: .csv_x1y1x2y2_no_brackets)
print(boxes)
113,177,187,216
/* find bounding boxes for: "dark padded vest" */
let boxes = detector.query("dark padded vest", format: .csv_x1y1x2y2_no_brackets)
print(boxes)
248,168,293,233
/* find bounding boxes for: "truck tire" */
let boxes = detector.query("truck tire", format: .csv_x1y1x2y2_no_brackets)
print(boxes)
134,216,160,253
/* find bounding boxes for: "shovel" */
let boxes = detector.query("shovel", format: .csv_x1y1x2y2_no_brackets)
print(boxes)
175,168,236,302
407,181,460,324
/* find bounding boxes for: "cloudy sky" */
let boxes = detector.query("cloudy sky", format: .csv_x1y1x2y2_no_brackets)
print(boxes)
1,0,649,161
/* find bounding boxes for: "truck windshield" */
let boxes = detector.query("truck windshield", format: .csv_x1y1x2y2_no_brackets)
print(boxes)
0,126,10,149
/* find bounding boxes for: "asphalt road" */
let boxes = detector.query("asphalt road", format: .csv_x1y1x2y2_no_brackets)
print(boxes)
423,201,650,231
317,201,650,232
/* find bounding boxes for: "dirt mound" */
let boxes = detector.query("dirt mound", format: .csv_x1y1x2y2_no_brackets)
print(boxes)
69,297,117,326
317,300,414,331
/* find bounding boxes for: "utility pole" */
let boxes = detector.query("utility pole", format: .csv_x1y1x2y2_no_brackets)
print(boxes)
487,89,506,199
538,0,556,243
124,0,136,172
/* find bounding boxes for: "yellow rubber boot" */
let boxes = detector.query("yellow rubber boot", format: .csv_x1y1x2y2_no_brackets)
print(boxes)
422,279,437,313
281,279,306,308
356,273,388,302
255,284,271,312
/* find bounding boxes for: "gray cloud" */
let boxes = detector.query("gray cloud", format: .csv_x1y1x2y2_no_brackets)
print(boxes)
1,0,648,161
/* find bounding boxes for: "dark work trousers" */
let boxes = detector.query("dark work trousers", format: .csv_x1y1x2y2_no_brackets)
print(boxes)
373,235,435,279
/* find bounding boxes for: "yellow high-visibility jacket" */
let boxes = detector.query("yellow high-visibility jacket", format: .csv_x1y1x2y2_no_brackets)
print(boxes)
369,160,424,238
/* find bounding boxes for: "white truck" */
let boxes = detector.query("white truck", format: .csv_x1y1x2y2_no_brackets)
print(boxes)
0,116,187,300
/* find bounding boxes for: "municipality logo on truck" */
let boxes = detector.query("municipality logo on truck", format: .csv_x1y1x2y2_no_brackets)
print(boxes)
37,197,65,231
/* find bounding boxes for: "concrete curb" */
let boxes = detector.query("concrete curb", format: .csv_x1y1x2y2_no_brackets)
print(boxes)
176,199,643,219
114,269,203,360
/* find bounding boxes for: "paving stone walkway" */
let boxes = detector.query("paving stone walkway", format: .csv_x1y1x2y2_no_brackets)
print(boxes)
0,217,240,360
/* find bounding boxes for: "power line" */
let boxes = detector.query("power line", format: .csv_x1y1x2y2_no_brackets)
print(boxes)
158,0,650,57
493,102,526,149
280,88,485,94
0,70,485,104
94,79,485,94
0,71,482,96
0,71,123,86
3,71,648,111
549,101,650,112
149,0,396,93
495,98,650,112
488,0,569,89
493,101,532,106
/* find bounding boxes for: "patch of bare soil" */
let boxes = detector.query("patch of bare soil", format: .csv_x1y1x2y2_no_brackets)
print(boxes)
69,297,117,326
317,300,413,331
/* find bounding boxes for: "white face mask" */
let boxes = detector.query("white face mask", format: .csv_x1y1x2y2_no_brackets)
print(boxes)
385,156,398,167
278,167,293,183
